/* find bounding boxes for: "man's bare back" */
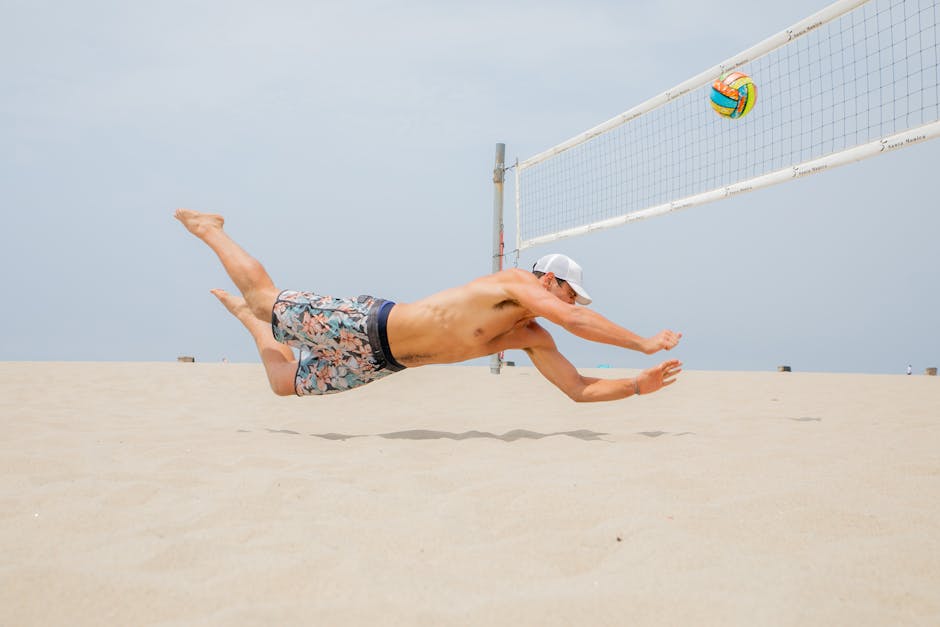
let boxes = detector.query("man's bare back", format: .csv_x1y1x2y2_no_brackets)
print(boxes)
176,208,683,401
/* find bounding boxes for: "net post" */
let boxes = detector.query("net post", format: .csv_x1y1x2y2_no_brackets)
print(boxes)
490,143,506,375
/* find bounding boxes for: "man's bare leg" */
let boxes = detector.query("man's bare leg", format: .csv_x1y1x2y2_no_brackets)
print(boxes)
212,289,297,396
175,208,280,322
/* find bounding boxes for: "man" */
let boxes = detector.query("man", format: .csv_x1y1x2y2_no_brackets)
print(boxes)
175,209,682,401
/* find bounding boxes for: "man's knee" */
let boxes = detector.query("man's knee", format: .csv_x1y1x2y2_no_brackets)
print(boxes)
248,287,279,322
267,362,297,397
271,382,295,396
269,376,296,397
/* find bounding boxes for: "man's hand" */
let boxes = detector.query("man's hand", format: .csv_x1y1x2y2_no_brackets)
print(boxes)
642,330,682,354
636,359,682,396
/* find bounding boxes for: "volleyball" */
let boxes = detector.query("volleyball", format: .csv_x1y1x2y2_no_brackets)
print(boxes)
709,71,757,119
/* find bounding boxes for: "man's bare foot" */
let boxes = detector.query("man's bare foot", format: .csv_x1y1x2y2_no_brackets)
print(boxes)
210,288,255,324
175,208,225,239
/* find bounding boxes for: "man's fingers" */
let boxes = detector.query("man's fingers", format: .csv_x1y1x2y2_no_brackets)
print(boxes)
661,360,682,385
661,331,681,350
662,371,680,386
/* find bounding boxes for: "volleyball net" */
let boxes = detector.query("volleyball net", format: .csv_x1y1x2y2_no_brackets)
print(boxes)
514,0,940,251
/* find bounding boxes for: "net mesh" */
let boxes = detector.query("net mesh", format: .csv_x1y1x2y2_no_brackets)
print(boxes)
517,0,940,248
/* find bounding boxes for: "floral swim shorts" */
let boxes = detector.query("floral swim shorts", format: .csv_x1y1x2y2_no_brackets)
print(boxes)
271,290,406,396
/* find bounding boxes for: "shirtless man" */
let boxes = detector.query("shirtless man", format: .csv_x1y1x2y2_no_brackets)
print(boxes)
175,209,682,401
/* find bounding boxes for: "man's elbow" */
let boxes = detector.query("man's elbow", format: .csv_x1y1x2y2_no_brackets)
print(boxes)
561,308,591,337
564,380,590,403
545,373,588,402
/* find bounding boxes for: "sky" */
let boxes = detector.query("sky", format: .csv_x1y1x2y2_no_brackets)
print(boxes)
3,0,938,374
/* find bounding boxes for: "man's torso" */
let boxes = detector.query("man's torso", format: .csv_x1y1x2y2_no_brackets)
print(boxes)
386,270,547,367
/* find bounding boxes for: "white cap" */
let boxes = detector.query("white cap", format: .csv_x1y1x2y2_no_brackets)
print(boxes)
532,254,592,305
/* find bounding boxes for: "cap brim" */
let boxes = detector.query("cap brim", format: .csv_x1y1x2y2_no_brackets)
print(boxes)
569,282,592,305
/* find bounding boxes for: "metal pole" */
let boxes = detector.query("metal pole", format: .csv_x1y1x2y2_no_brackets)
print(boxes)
490,143,505,375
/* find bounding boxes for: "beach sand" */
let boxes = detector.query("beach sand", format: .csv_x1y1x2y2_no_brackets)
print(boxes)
1,362,938,626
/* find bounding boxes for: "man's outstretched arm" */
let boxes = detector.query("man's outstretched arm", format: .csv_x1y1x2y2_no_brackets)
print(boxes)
505,273,682,354
523,326,682,402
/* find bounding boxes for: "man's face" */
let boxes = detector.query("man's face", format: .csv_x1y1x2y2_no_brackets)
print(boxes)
547,275,577,305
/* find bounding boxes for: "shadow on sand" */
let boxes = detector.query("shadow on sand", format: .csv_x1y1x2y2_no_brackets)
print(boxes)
262,428,608,442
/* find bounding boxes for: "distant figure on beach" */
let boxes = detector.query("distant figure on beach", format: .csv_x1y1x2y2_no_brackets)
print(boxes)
907,364,913,375
175,209,682,401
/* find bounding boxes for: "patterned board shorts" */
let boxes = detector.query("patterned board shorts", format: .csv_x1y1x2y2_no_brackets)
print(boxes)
272,290,406,396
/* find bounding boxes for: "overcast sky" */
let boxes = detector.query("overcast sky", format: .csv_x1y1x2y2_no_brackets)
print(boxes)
3,0,938,374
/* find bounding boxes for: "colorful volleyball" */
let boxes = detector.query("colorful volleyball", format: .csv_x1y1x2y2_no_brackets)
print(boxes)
709,71,757,119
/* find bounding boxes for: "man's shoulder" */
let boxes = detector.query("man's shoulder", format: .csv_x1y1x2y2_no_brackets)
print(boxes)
480,269,544,301
485,268,536,284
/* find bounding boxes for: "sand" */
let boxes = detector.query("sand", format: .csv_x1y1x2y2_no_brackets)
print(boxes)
1,362,938,626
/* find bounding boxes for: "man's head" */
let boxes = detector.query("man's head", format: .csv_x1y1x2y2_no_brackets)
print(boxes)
532,254,592,305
